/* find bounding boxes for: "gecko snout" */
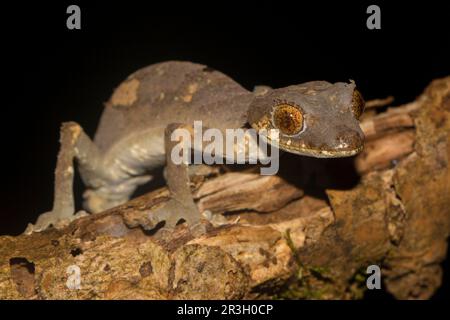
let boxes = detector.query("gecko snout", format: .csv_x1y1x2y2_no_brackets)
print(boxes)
334,128,364,153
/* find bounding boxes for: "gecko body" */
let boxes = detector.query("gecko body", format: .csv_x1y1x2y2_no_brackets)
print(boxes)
26,61,365,233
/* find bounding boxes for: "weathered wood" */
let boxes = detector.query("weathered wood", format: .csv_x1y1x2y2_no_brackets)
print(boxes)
365,96,395,109
1,77,449,300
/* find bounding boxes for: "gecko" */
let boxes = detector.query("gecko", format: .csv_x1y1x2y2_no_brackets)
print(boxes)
25,61,365,234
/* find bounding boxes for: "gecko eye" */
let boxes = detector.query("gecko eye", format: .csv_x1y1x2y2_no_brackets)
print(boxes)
351,89,365,120
273,104,304,136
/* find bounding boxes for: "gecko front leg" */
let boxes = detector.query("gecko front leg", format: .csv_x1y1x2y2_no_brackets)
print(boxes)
142,123,202,230
24,122,102,234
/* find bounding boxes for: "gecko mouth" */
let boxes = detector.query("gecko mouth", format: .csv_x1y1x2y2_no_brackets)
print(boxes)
267,137,364,158
280,143,364,158
272,126,364,158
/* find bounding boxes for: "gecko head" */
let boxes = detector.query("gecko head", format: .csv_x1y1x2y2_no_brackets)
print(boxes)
247,81,365,158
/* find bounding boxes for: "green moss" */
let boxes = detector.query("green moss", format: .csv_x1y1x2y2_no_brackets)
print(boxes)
274,229,336,299
347,266,368,299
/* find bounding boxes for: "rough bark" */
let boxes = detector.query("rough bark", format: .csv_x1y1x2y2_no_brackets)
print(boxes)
1,77,449,300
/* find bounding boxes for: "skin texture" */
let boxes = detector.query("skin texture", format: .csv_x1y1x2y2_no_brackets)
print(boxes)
25,61,365,234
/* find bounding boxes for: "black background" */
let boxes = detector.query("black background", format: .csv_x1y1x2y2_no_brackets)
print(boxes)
2,0,449,299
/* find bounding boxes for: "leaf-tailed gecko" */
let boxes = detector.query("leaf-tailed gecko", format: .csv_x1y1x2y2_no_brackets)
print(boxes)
25,61,365,234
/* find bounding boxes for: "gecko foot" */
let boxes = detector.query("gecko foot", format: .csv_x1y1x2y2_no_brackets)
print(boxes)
24,210,88,235
142,198,201,231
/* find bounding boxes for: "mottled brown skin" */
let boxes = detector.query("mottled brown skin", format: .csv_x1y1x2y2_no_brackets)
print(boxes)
25,61,365,234
248,82,364,157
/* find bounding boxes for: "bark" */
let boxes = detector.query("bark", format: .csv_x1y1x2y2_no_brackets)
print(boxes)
1,77,449,300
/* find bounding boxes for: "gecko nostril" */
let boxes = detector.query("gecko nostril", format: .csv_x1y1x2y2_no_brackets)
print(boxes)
336,129,363,150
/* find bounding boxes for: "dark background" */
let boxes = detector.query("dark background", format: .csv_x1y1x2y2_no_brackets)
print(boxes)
2,1,449,299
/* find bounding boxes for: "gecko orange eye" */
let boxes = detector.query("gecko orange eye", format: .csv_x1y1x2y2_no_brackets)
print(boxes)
273,104,304,136
351,89,365,120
